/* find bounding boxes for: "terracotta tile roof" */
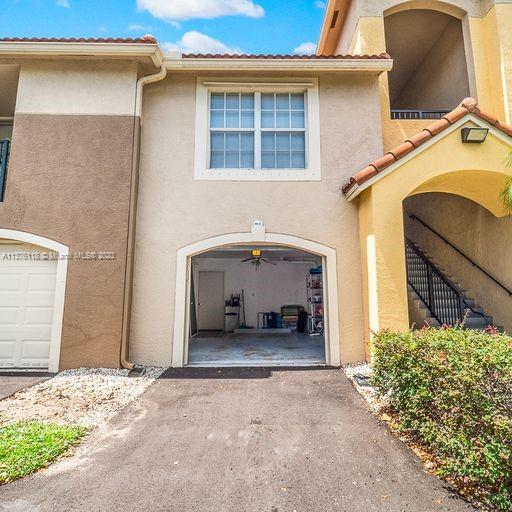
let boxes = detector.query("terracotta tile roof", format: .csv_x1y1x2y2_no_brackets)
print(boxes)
182,53,390,59
0,36,157,44
342,98,512,195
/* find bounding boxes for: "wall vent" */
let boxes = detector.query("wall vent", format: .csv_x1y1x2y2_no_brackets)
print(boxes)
330,10,339,29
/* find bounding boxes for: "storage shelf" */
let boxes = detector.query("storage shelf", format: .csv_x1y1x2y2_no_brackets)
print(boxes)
307,272,324,335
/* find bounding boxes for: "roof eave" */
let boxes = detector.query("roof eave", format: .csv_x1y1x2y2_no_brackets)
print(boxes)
164,57,392,73
344,182,360,201
0,41,164,67
344,113,512,200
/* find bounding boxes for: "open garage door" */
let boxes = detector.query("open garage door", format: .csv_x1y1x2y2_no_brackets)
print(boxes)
188,245,326,366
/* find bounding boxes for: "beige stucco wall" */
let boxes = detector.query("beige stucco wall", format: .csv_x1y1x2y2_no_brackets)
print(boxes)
15,59,138,116
130,72,385,366
404,192,512,332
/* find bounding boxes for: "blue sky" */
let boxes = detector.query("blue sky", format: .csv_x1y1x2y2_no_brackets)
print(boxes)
2,0,327,55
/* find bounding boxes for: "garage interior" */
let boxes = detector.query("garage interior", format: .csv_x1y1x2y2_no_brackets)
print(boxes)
188,245,326,366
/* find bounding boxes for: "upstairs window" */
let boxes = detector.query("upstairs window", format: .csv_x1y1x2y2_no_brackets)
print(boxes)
195,81,321,181
209,92,306,170
209,92,256,169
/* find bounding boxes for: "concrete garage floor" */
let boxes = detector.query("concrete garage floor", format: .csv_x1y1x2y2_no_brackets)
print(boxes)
0,368,474,512
188,332,326,366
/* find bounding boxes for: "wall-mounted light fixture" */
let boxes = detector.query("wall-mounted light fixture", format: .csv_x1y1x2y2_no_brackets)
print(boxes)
461,127,489,143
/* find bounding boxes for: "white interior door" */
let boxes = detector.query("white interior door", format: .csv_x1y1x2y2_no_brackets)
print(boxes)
197,271,224,331
0,244,57,368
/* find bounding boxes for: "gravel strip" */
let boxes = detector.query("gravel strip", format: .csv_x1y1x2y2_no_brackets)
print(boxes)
0,367,165,428
343,362,388,413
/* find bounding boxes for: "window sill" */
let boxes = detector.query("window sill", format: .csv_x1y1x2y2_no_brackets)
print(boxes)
195,168,321,181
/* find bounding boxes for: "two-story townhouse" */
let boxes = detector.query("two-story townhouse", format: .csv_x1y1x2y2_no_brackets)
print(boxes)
0,37,392,371
0,0,511,372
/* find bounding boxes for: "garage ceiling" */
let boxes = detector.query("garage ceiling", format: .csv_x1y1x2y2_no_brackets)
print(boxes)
195,246,322,262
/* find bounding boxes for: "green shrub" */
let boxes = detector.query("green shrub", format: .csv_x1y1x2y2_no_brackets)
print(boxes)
371,328,512,510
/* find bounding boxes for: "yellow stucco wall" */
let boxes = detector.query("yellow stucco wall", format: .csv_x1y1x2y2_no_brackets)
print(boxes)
357,121,512,351
346,16,433,151
342,3,512,149
481,4,512,124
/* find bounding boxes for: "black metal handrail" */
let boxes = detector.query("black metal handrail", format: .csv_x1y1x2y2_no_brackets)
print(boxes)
410,214,512,297
0,139,10,202
406,239,489,327
391,109,450,120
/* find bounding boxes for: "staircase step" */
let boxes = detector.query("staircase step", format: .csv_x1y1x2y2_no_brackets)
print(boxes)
406,239,496,330
464,316,492,328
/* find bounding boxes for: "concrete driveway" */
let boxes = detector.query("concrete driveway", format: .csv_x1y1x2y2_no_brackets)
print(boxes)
0,368,474,512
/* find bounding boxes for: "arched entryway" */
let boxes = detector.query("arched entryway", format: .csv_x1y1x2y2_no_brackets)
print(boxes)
349,111,512,355
403,191,512,331
171,230,340,368
384,3,472,116
0,229,69,372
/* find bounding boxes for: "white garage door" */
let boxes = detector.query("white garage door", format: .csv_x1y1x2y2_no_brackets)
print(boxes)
0,243,57,369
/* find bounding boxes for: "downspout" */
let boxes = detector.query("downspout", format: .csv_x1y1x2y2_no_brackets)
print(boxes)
120,56,167,370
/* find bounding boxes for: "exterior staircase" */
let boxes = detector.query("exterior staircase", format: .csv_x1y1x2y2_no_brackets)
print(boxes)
406,239,500,330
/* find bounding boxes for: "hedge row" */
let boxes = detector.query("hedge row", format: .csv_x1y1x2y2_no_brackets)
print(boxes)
371,328,512,510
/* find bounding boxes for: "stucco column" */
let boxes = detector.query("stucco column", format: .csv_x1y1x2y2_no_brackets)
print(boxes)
479,4,512,124
358,187,410,358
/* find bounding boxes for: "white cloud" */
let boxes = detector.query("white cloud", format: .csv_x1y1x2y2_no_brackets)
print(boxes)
164,31,242,54
137,0,264,21
56,0,70,7
314,1,326,8
293,42,317,55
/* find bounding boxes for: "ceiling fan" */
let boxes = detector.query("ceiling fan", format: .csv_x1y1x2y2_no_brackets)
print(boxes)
241,249,276,270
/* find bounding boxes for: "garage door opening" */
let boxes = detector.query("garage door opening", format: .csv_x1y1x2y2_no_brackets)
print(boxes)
187,245,327,366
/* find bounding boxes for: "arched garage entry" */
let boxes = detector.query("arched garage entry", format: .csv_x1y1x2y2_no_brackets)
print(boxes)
0,229,69,373
172,229,340,368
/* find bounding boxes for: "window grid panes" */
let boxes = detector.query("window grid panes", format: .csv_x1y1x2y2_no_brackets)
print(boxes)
260,93,306,169
209,92,255,169
209,91,306,170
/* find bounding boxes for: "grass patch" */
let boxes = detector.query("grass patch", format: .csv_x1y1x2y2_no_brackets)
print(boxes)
0,421,87,484
371,328,512,510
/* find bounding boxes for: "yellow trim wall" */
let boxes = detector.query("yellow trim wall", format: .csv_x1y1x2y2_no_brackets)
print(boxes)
342,16,434,151
357,121,511,350
480,4,512,124
338,3,512,150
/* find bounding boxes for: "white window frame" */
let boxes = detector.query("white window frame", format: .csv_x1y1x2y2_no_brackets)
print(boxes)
194,78,321,181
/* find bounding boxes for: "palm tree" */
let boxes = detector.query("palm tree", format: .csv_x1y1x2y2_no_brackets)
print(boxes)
499,151,512,213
